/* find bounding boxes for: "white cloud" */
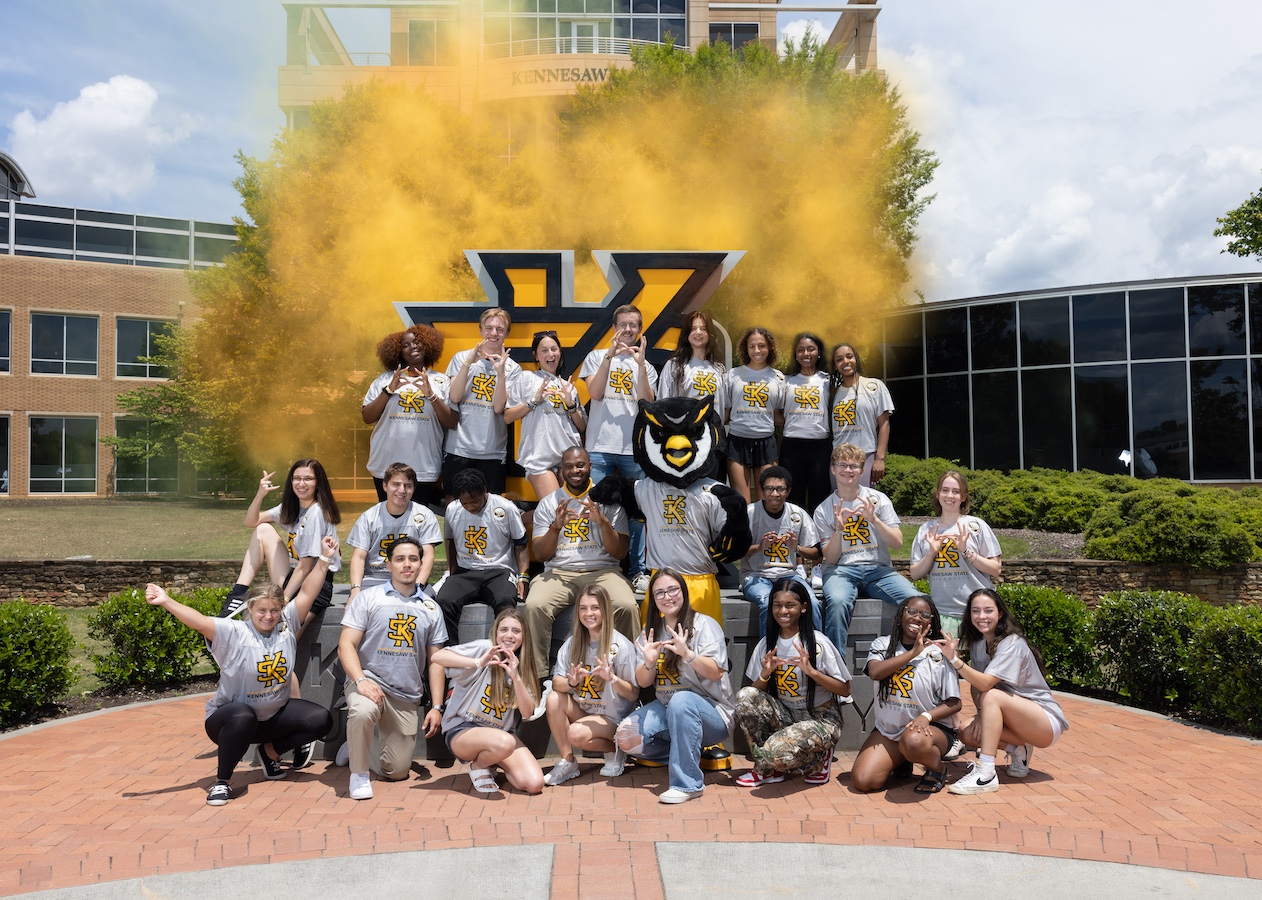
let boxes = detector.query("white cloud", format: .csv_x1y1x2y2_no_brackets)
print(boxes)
779,17,828,54
8,75,190,203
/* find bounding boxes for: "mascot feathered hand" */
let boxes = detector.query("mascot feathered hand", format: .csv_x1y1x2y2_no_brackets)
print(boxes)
590,395,751,564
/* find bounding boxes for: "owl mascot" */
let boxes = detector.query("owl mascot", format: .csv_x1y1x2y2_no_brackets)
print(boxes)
590,395,752,624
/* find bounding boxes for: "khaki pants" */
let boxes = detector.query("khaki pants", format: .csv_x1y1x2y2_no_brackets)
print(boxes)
524,566,640,676
344,678,418,780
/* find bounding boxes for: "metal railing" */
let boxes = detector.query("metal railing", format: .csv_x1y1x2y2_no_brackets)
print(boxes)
483,36,661,60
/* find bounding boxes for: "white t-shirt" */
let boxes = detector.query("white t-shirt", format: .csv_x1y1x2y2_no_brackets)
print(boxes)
581,349,658,455
910,516,1003,618
552,631,639,721
533,482,628,572
511,369,582,474
362,369,450,480
206,602,299,721
830,376,894,454
741,500,820,580
443,493,526,573
441,640,527,733
744,631,852,710
970,635,1069,733
640,613,735,731
347,501,442,586
813,487,899,568
264,502,341,573
635,478,728,574
726,365,785,439
342,584,447,705
445,350,522,461
782,372,831,440
865,635,961,740
658,357,727,418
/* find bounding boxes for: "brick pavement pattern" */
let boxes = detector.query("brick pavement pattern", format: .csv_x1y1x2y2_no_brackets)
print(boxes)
2,692,1260,897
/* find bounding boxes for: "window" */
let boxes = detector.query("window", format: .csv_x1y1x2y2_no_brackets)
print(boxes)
1072,292,1126,363
1021,367,1072,469
926,375,970,462
972,371,1020,471
882,312,924,378
1129,287,1185,360
29,416,97,493
0,416,9,494
970,302,1017,370
924,308,968,374
1190,358,1249,480
30,313,98,376
1019,297,1070,367
885,378,925,459
709,23,758,50
1188,283,1246,357
409,19,458,64
114,419,178,493
1131,360,1188,479
1075,365,1130,474
15,218,72,251
135,230,189,261
116,319,171,378
76,224,133,256
0,309,10,373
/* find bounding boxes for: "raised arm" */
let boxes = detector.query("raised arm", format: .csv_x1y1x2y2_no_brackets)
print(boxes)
146,583,216,641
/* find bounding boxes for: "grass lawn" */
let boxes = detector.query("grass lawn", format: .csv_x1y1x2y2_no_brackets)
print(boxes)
60,605,216,696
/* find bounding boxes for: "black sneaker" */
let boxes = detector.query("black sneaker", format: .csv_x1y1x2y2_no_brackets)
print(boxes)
257,747,286,780
217,584,249,619
291,742,315,770
206,781,233,806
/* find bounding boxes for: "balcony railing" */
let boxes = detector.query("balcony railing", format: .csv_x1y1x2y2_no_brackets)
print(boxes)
483,36,663,60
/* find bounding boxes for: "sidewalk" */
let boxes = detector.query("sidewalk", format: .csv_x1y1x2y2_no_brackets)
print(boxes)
2,691,1260,897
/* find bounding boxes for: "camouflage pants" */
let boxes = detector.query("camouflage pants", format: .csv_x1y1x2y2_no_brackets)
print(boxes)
735,686,843,777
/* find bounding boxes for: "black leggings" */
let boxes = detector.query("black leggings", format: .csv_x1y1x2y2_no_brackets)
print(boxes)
204,699,332,782
779,436,833,514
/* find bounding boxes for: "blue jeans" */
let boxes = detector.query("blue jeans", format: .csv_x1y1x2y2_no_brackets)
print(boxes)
821,563,921,657
623,693,729,792
589,451,646,577
742,573,822,637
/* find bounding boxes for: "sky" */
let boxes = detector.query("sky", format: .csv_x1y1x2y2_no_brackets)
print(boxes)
2,1,1261,301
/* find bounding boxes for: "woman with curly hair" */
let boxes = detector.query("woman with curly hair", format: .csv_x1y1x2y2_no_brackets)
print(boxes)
362,323,458,505
850,594,961,794
779,333,832,514
942,588,1069,794
658,311,728,417
725,327,785,501
734,578,850,788
829,342,894,486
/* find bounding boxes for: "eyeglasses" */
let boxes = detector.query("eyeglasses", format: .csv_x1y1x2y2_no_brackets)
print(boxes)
832,463,862,471
903,609,934,621
292,476,317,483
652,585,683,600
762,485,788,494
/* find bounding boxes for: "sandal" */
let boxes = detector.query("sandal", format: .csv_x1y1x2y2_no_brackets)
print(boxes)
914,768,947,794
468,764,499,793
803,756,833,786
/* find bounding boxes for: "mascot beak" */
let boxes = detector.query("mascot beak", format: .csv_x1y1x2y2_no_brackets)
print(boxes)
664,435,695,468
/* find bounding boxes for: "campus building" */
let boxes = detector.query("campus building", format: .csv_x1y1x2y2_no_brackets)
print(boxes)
0,153,238,498
277,0,880,129
877,274,1262,483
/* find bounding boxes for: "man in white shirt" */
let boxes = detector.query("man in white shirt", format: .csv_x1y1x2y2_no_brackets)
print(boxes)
346,462,442,601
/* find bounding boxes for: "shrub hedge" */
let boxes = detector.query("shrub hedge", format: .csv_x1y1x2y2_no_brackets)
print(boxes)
996,584,1097,689
1187,604,1262,736
0,600,76,727
88,587,225,689
1091,590,1209,707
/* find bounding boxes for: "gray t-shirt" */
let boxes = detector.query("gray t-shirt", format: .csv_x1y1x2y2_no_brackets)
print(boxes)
782,372,831,440
910,516,1002,618
264,502,341,573
658,357,727,418
511,369,583,474
865,635,961,740
362,369,451,480
970,635,1069,733
744,632,852,710
581,349,659,455
342,584,448,705
347,501,442,586
726,365,785,439
741,500,820,580
445,350,522,461
534,483,628,572
444,493,526,573
206,602,299,722
813,487,898,568
441,639,526,733
552,631,639,721
640,613,735,731
830,376,895,453
635,478,728,574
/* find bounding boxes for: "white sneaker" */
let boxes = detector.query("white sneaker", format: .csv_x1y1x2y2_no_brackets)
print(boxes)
545,757,582,786
600,748,628,778
942,737,966,762
527,681,552,722
811,570,823,591
428,573,448,598
632,573,651,594
348,771,373,800
658,787,703,804
335,743,350,767
1007,743,1034,778
947,764,999,795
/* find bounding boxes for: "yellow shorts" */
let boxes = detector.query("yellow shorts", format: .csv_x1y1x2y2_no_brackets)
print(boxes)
639,572,723,625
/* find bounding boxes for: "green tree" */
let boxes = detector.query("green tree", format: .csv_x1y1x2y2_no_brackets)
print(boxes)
1214,174,1262,259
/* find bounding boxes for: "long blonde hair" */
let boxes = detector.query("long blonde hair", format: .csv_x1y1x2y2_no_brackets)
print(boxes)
567,583,616,689
488,608,539,711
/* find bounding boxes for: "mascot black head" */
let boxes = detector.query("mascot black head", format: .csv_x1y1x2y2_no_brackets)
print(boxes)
632,396,725,488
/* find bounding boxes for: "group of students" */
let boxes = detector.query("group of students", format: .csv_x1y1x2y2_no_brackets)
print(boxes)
146,449,1067,807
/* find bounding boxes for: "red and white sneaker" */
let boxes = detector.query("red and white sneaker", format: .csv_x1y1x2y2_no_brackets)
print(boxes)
735,770,785,787
803,756,833,786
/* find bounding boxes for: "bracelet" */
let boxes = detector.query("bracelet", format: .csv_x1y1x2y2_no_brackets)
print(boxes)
951,657,964,670
354,676,368,685
687,650,698,664
350,583,361,590
319,554,333,563
526,399,539,410
518,572,531,584
917,711,932,721
383,387,393,396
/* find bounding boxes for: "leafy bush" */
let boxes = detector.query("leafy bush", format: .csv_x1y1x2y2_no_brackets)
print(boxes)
1092,590,1209,706
1084,489,1258,568
88,587,225,689
1187,603,1262,737
997,584,1097,688
0,600,76,726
